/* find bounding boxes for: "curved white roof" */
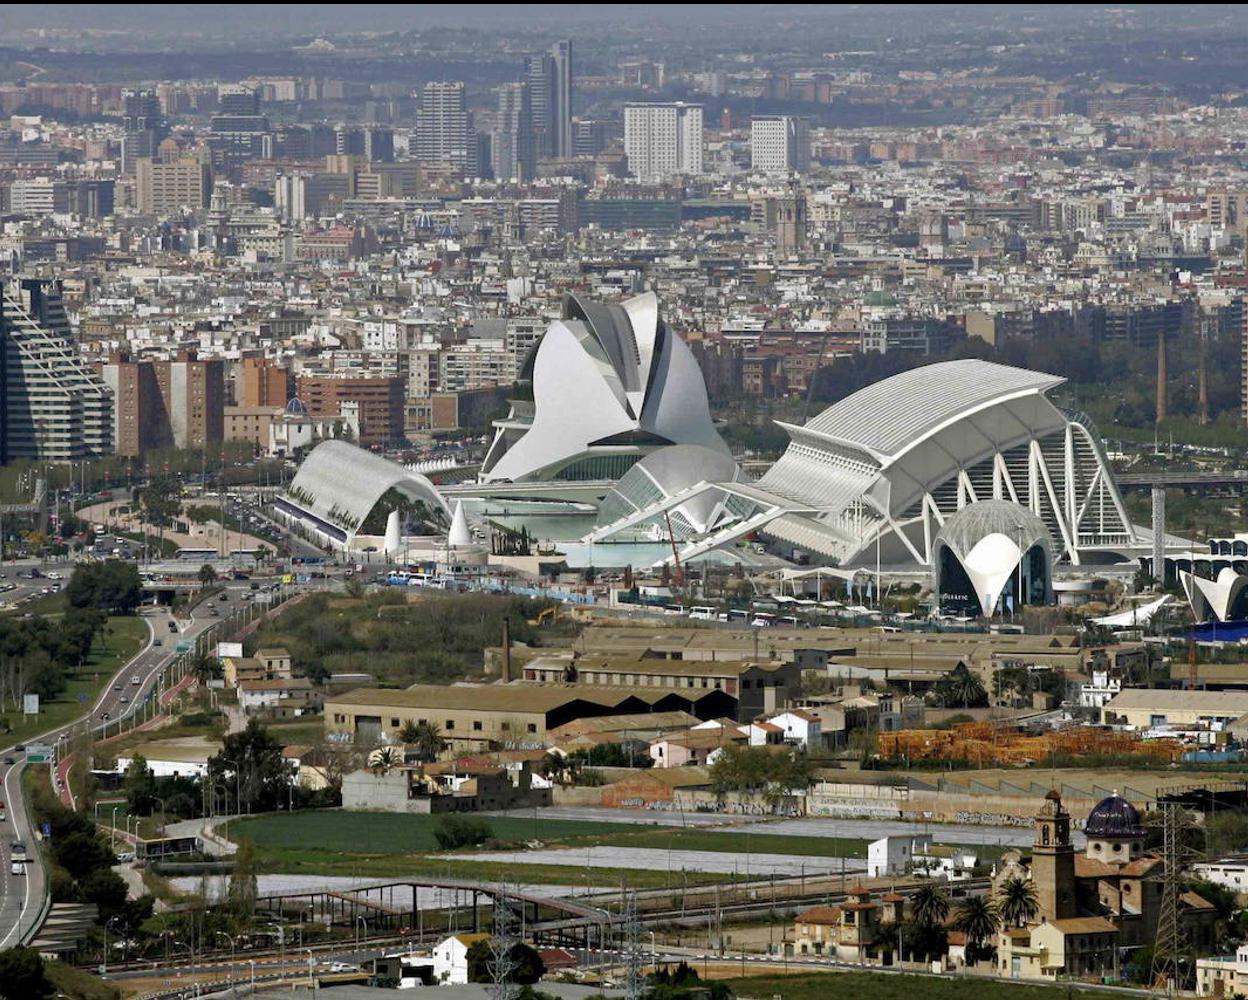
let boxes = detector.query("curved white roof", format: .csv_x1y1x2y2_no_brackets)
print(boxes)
285,439,449,535
804,360,1065,461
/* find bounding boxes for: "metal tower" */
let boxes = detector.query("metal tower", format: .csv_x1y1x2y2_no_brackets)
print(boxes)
621,890,644,1000
1149,802,1189,994
490,885,518,1000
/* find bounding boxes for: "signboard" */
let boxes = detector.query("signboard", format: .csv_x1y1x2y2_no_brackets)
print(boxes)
22,694,38,716
216,642,243,659
176,640,194,654
25,744,52,763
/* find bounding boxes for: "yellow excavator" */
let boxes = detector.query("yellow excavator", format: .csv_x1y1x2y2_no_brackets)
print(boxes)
528,606,557,628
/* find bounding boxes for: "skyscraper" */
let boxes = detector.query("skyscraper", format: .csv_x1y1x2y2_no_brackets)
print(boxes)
121,89,166,174
750,115,811,173
550,39,573,159
525,39,573,161
415,81,478,176
493,82,534,182
623,103,703,181
0,279,112,462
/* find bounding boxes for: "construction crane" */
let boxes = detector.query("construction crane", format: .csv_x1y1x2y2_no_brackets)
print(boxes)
664,510,684,586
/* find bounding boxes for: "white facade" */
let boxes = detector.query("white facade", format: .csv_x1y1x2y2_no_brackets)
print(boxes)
1197,945,1248,997
750,116,810,173
482,292,728,483
624,103,703,181
431,934,482,984
1079,668,1121,709
1193,857,1248,892
1181,567,1248,622
766,710,822,748
867,834,930,877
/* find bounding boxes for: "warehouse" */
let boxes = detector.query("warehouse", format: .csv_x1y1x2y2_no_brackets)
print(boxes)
325,683,737,750
1101,688,1248,730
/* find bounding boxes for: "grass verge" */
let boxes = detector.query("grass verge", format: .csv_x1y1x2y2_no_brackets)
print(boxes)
0,616,148,745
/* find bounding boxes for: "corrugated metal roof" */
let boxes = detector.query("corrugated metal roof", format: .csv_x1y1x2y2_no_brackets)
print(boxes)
803,360,1064,459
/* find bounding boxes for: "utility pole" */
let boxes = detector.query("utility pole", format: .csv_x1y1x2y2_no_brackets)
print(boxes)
1149,801,1187,993
490,885,517,1000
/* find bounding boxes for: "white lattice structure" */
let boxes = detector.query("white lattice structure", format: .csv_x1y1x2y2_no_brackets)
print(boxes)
592,360,1139,570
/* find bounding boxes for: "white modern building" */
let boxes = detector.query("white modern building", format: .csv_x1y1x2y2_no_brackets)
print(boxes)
481,291,729,483
590,359,1144,573
867,834,977,880
1180,567,1248,622
933,500,1052,618
277,439,449,550
431,933,487,984
624,103,703,181
750,116,811,173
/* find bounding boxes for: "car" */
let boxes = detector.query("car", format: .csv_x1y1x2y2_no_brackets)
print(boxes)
99,712,109,720
153,639,162,647
329,963,358,973
167,621,178,632
113,684,122,691
249,582,259,590
119,696,129,704
3,757,13,765
13,745,23,752
218,593,228,602
208,608,219,617
115,851,134,863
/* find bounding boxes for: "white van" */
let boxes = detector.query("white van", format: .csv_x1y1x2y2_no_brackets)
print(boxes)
687,606,716,621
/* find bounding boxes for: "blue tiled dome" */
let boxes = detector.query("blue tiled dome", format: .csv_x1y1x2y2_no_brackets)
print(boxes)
1085,794,1145,838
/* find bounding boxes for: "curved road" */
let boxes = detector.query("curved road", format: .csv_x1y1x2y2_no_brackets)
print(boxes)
0,584,258,950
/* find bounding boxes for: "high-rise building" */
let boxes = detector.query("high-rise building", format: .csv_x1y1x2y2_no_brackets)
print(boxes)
524,40,572,161
208,86,270,163
0,279,112,462
136,155,212,215
239,357,293,408
101,352,225,455
8,178,69,216
623,103,703,181
492,82,534,182
750,115,811,173
121,89,166,174
415,82,477,176
550,39,573,159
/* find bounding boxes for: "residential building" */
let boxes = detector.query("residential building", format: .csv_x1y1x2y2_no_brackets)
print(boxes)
295,373,406,447
432,933,489,984
102,352,224,454
0,278,112,461
238,356,293,408
493,82,534,182
751,116,811,173
416,82,477,176
624,103,703,181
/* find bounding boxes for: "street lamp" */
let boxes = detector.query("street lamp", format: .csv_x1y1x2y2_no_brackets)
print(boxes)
110,806,119,849
214,931,237,984
101,914,124,974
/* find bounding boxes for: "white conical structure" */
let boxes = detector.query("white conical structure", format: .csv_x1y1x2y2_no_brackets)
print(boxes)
447,500,472,548
383,508,402,555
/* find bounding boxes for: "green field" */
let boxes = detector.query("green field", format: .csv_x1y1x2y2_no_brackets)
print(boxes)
0,616,148,745
227,809,668,853
725,972,1122,1000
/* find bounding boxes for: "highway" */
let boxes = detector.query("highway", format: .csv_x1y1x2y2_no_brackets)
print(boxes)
0,578,267,951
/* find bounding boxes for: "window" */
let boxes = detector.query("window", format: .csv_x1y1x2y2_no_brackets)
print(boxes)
501,721,510,731
391,718,400,728
445,720,454,730
473,721,482,731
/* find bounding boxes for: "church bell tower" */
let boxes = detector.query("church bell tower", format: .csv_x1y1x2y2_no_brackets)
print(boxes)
1032,788,1076,921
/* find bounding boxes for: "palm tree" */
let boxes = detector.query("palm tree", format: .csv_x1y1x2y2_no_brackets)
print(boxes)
410,720,447,763
191,653,220,685
952,894,999,962
397,720,422,744
909,885,950,928
198,563,218,591
997,877,1039,928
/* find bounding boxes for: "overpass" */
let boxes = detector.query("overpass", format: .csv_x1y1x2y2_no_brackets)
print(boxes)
245,877,611,951
1115,471,1248,495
